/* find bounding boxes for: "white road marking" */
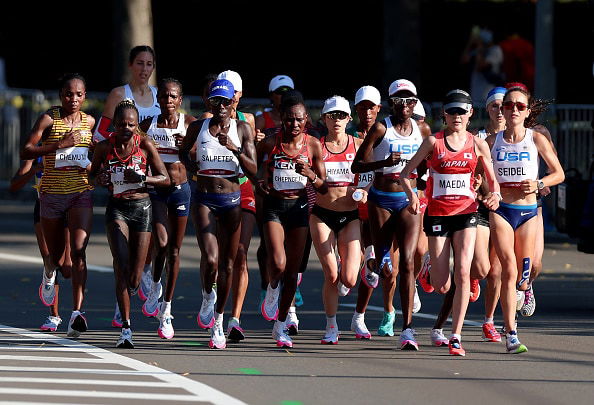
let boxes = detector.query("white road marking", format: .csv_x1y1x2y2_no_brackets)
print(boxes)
0,325,247,405
0,355,110,363
0,377,173,387
0,252,112,272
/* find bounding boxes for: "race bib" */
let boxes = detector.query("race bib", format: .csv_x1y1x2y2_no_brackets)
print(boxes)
55,146,90,169
432,172,473,199
110,165,145,195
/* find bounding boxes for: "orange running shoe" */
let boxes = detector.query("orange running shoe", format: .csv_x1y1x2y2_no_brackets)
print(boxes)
418,252,434,293
482,322,502,342
469,278,481,302
448,338,466,356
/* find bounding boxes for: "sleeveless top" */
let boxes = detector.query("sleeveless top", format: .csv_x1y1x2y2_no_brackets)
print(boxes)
123,84,160,122
321,135,357,187
195,118,241,178
491,129,539,188
40,107,93,194
373,117,423,179
266,133,312,196
426,131,478,216
105,134,148,197
147,114,185,164
262,111,277,130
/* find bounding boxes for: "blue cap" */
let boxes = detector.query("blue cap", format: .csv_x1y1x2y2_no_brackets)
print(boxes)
485,87,506,107
208,79,234,99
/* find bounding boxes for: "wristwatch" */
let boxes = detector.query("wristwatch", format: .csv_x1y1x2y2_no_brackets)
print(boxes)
233,147,243,157
537,179,545,191
139,174,147,184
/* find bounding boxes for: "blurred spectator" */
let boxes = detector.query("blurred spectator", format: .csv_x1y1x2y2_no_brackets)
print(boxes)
461,26,504,103
499,31,535,92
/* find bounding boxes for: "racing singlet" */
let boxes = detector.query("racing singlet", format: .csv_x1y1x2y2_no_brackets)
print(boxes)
40,107,93,194
123,84,160,123
195,118,241,177
491,129,539,188
426,131,478,216
147,114,185,164
373,117,423,180
105,134,148,197
321,135,357,187
266,132,312,196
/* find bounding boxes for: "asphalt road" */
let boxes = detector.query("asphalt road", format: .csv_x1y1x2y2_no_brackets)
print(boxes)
1,201,593,405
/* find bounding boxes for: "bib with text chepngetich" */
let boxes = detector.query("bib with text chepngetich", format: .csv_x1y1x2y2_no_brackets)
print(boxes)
272,158,308,192
431,172,474,199
110,164,145,195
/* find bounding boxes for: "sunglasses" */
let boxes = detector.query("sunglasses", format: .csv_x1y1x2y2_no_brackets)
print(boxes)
444,107,469,115
503,101,528,111
325,111,349,120
209,97,233,107
273,86,291,95
390,97,418,106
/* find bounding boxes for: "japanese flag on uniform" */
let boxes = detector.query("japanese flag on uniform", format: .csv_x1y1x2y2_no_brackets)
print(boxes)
432,225,442,232
463,152,472,159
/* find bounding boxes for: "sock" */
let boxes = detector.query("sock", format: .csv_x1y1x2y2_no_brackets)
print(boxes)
229,316,240,324
326,315,337,329
353,312,364,320
215,312,223,323
161,301,171,314
289,306,296,314
484,317,494,324
450,333,461,342
123,319,131,329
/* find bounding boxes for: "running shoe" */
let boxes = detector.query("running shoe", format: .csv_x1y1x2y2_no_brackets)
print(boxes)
400,328,419,351
116,328,134,348
138,268,152,301
209,320,226,349
261,283,280,321
505,331,528,354
142,281,162,317
413,284,421,313
482,322,502,342
361,246,379,289
295,286,304,307
350,313,371,339
272,320,293,348
337,281,351,297
378,311,395,337
516,289,525,311
521,285,536,317
469,278,481,303
157,311,174,340
430,328,449,347
197,289,216,329
40,315,62,332
448,338,466,356
112,303,123,328
418,252,434,293
67,310,87,338
227,317,245,342
39,269,56,307
297,272,303,286
321,325,340,345
286,311,299,336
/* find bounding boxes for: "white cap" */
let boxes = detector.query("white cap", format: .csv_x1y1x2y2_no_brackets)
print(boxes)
322,95,351,115
217,70,242,92
388,79,417,96
355,86,381,105
413,99,425,118
269,75,294,92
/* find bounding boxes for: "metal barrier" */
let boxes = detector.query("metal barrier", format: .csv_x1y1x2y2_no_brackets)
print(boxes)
1,89,593,181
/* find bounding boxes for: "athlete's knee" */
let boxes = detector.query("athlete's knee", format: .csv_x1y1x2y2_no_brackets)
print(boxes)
204,254,218,271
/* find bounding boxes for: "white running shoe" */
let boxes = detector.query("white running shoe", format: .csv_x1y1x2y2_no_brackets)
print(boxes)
400,328,419,350
67,310,87,338
321,324,340,345
350,313,371,339
40,315,62,332
209,320,226,349
261,283,280,321
521,285,536,317
227,317,245,342
116,328,134,348
157,303,175,339
39,270,56,307
272,320,293,348
142,281,162,317
138,268,152,301
516,289,525,311
430,328,449,347
112,303,123,328
360,246,379,288
413,284,421,313
197,289,216,329
286,311,299,336
337,281,351,297
505,331,528,354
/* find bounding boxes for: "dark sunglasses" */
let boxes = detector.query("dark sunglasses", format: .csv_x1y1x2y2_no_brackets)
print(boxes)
503,101,528,111
325,111,349,120
209,97,233,107
273,86,291,95
390,97,418,106
444,107,469,115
